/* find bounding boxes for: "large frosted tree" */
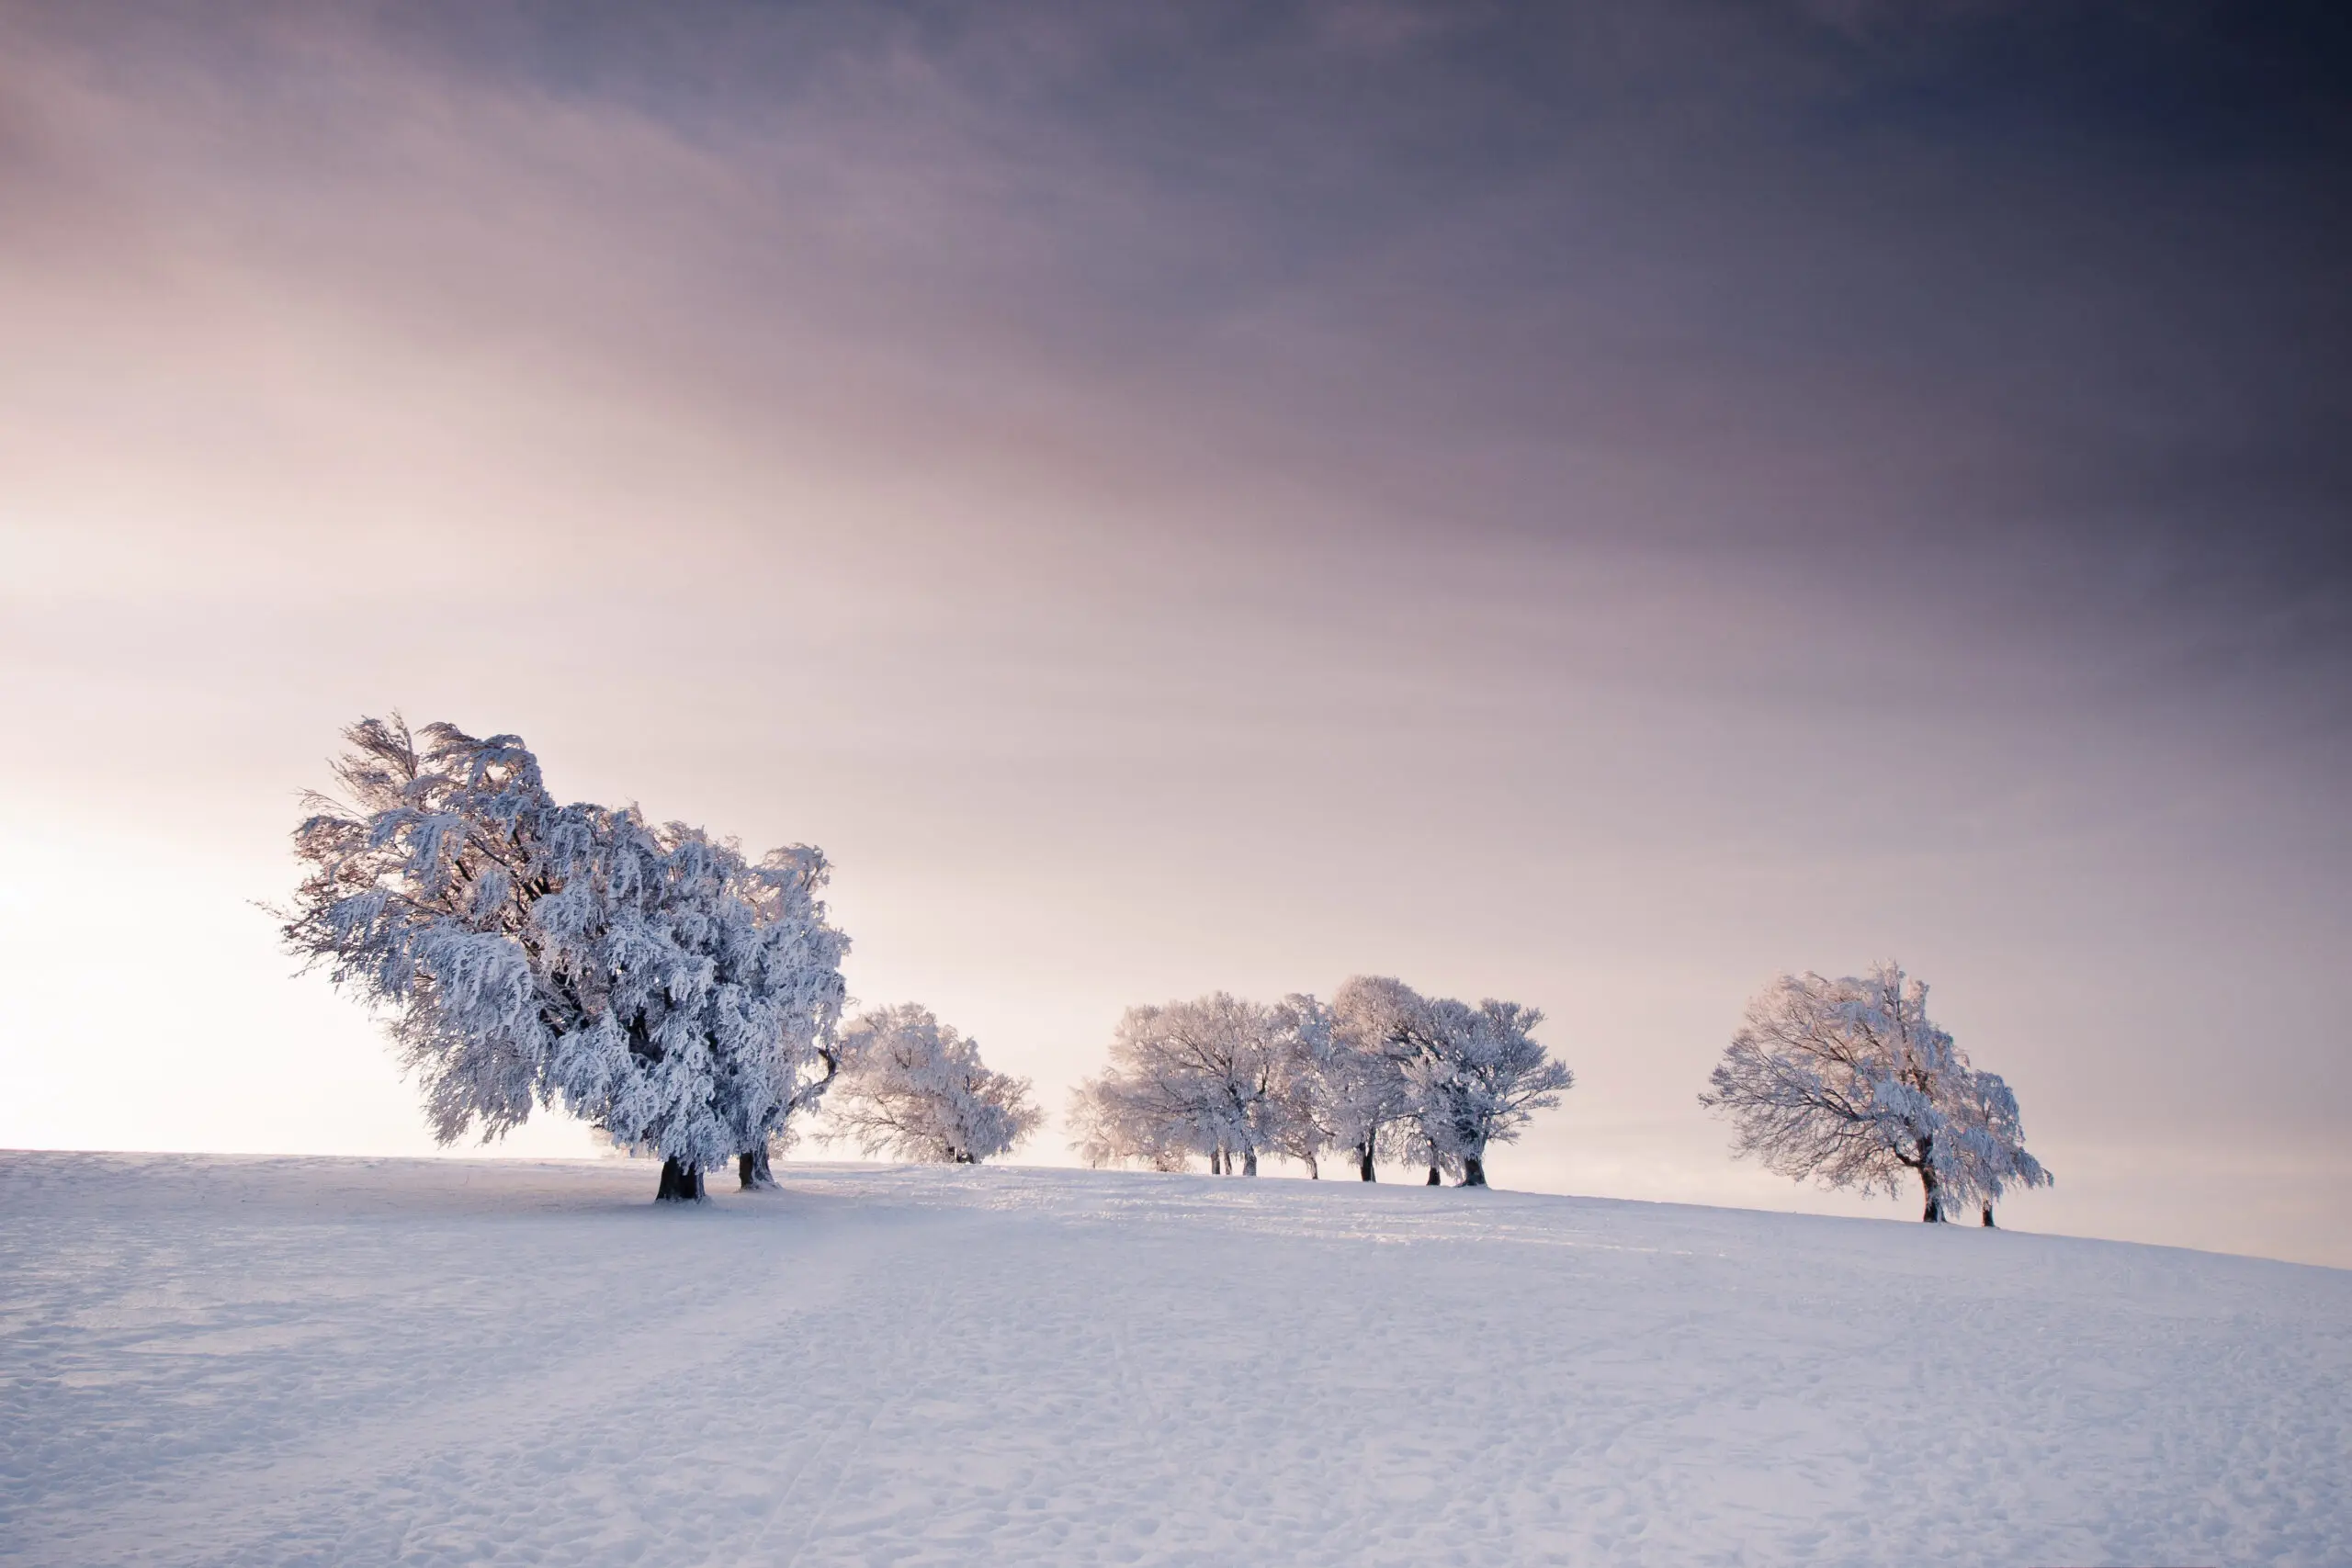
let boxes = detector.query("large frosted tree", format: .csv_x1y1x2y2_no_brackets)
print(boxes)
1698,963,2047,1223
826,1004,1041,1165
279,716,848,1201
544,823,851,1197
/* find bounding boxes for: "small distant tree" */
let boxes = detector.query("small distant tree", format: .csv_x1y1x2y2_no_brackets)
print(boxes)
1067,1073,1198,1172
1263,994,1344,1178
1066,993,1288,1174
825,1004,1041,1164
279,716,849,1202
1701,963,1976,1222
1384,987,1572,1188
1325,977,1423,1181
1943,1067,2052,1226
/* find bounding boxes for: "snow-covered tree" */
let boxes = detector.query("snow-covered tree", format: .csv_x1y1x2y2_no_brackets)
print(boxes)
1700,963,1975,1222
1066,979,1570,1185
1066,993,1290,1174
1323,977,1424,1181
543,823,851,1198
1377,984,1572,1188
278,717,573,1145
279,716,848,1201
1942,1066,2053,1226
824,1004,1041,1164
706,840,854,1190
1066,1073,1198,1172
1261,994,1345,1178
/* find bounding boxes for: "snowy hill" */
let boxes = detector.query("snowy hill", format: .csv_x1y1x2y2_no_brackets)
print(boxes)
3,1154,2345,1566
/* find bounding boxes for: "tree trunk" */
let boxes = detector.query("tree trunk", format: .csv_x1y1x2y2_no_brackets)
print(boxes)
1358,1146,1376,1182
1918,1171,1943,1222
1242,1148,1258,1177
1461,1155,1487,1188
1425,1165,1442,1186
1981,1201,1996,1228
1208,1147,1223,1176
657,1159,705,1202
738,1148,776,1190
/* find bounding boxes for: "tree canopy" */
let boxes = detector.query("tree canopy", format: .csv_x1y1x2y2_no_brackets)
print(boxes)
1699,963,2051,1222
280,716,849,1199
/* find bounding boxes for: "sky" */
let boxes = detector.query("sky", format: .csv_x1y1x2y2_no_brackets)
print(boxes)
3,0,2347,1265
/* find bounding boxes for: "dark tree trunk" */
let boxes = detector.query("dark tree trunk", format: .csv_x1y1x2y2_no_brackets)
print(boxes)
1242,1148,1258,1177
738,1148,775,1190
1209,1147,1223,1176
1358,1146,1376,1182
955,1152,978,1165
1461,1155,1487,1188
1917,1147,1944,1222
1981,1202,1996,1228
1306,1153,1318,1179
657,1159,705,1202
1425,1165,1442,1186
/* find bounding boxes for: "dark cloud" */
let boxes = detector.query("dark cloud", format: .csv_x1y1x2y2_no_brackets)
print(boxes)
7,0,2345,710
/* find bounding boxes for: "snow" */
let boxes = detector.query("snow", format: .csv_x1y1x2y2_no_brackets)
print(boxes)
3,1153,2346,1566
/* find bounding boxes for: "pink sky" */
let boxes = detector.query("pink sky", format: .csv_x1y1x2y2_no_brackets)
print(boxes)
4,1,2346,1264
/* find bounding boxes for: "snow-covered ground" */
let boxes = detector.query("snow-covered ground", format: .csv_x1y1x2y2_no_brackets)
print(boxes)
2,1153,2345,1566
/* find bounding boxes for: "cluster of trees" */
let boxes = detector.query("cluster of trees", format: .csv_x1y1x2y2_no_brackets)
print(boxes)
1067,977,1573,1186
281,717,1037,1200
1700,963,2052,1224
286,721,2050,1223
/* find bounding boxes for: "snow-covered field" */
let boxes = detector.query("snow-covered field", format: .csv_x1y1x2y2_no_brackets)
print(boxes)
3,1153,2345,1566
